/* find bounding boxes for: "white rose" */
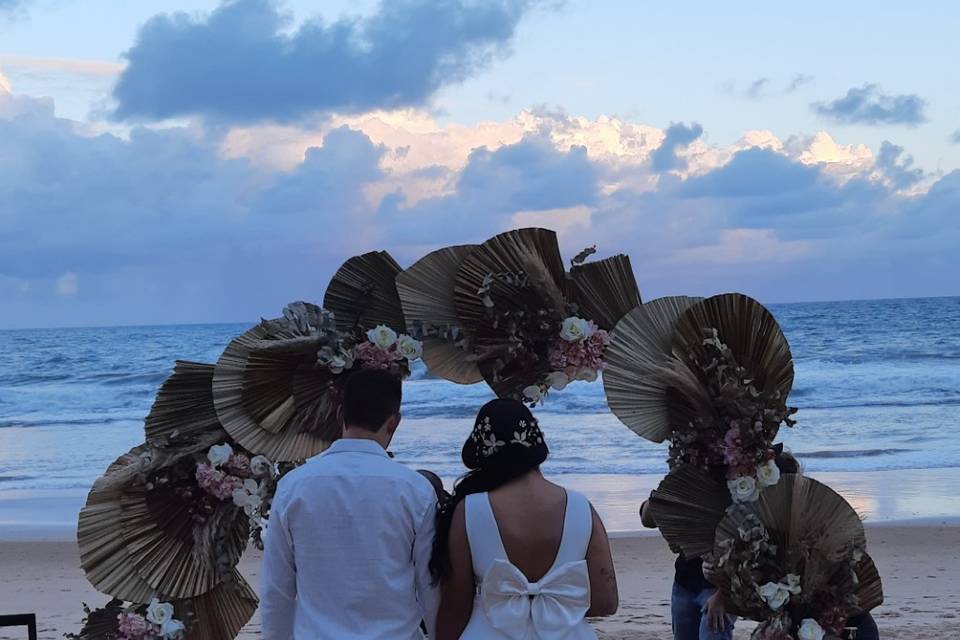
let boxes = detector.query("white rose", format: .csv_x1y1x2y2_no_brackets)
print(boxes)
366,325,398,349
559,316,591,342
396,334,423,361
232,488,250,509
757,582,791,610
546,371,569,391
250,455,272,478
798,618,826,640
160,618,185,639
207,443,233,467
727,475,760,503
756,459,781,488
575,369,598,382
523,385,543,402
146,599,175,625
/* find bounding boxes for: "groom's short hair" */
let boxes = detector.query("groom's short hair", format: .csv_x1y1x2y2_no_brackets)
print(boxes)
342,369,403,432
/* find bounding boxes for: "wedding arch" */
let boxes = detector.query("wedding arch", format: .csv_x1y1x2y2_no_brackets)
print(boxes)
70,228,882,640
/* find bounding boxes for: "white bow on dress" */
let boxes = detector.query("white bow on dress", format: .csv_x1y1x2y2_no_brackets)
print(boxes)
480,558,591,640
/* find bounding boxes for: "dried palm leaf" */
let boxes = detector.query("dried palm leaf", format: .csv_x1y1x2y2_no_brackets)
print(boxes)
673,293,794,400
118,480,248,598
213,320,340,462
145,361,228,448
396,244,482,384
78,447,156,603
176,571,259,640
568,254,642,330
647,465,731,558
711,474,866,621
853,552,884,613
453,228,566,335
323,251,405,334
602,296,702,441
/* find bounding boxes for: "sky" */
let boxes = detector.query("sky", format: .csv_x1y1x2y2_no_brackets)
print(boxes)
1,0,958,329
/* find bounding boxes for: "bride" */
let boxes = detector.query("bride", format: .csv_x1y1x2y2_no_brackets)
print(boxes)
430,398,619,639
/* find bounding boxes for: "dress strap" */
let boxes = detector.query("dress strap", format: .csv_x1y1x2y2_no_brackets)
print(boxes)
465,492,508,577
554,490,593,565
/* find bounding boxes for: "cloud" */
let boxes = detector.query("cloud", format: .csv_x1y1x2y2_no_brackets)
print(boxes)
786,74,814,93
950,130,960,145
57,272,78,296
0,0,28,13
812,84,927,126
745,77,770,100
3,85,958,327
113,0,538,123
875,141,924,190
650,122,703,172
0,69,10,94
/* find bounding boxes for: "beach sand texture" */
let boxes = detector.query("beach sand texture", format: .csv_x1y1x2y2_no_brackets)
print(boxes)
1,524,957,640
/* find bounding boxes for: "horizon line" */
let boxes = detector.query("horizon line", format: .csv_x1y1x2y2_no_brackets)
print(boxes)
1,293,957,332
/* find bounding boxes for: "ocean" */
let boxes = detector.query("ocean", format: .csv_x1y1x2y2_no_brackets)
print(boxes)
1,297,959,495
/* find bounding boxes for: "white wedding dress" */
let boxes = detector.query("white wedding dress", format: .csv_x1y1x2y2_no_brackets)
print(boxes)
458,489,597,640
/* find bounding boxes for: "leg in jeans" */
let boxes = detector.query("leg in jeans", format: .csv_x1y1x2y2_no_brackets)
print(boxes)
671,581,702,640
695,587,735,640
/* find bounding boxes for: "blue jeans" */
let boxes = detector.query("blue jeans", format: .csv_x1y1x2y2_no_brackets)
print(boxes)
671,581,735,640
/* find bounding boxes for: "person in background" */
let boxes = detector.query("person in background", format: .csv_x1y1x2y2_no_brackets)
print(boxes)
260,369,439,640
639,497,735,640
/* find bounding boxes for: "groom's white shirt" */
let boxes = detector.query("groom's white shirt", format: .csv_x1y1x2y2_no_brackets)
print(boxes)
260,438,440,640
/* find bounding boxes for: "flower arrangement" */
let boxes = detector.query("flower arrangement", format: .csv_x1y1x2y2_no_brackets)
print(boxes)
668,328,796,502
522,316,610,403
194,443,280,547
710,509,866,640
116,600,184,640
317,324,422,378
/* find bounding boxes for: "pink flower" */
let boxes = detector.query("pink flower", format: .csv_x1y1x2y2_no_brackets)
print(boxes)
196,463,244,501
355,341,403,373
117,613,157,640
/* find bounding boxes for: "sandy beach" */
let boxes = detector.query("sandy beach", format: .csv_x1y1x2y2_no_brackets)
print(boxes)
1,522,957,640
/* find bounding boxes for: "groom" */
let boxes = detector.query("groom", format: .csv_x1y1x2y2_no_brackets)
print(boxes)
261,369,440,639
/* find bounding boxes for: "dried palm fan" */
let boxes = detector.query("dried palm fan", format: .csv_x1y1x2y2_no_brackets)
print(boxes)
854,552,884,613
396,244,483,384
145,361,228,448
453,227,567,337
602,296,703,441
213,302,342,462
323,251,406,335
175,572,259,640
79,446,165,603
78,443,249,602
646,464,731,558
672,293,794,401
706,474,879,623
568,253,642,330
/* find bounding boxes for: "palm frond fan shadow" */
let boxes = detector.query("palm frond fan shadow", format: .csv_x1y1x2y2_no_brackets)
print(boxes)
213,303,342,462
707,474,879,620
602,296,703,442
568,253,642,330
78,444,249,601
323,251,406,335
396,244,482,384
